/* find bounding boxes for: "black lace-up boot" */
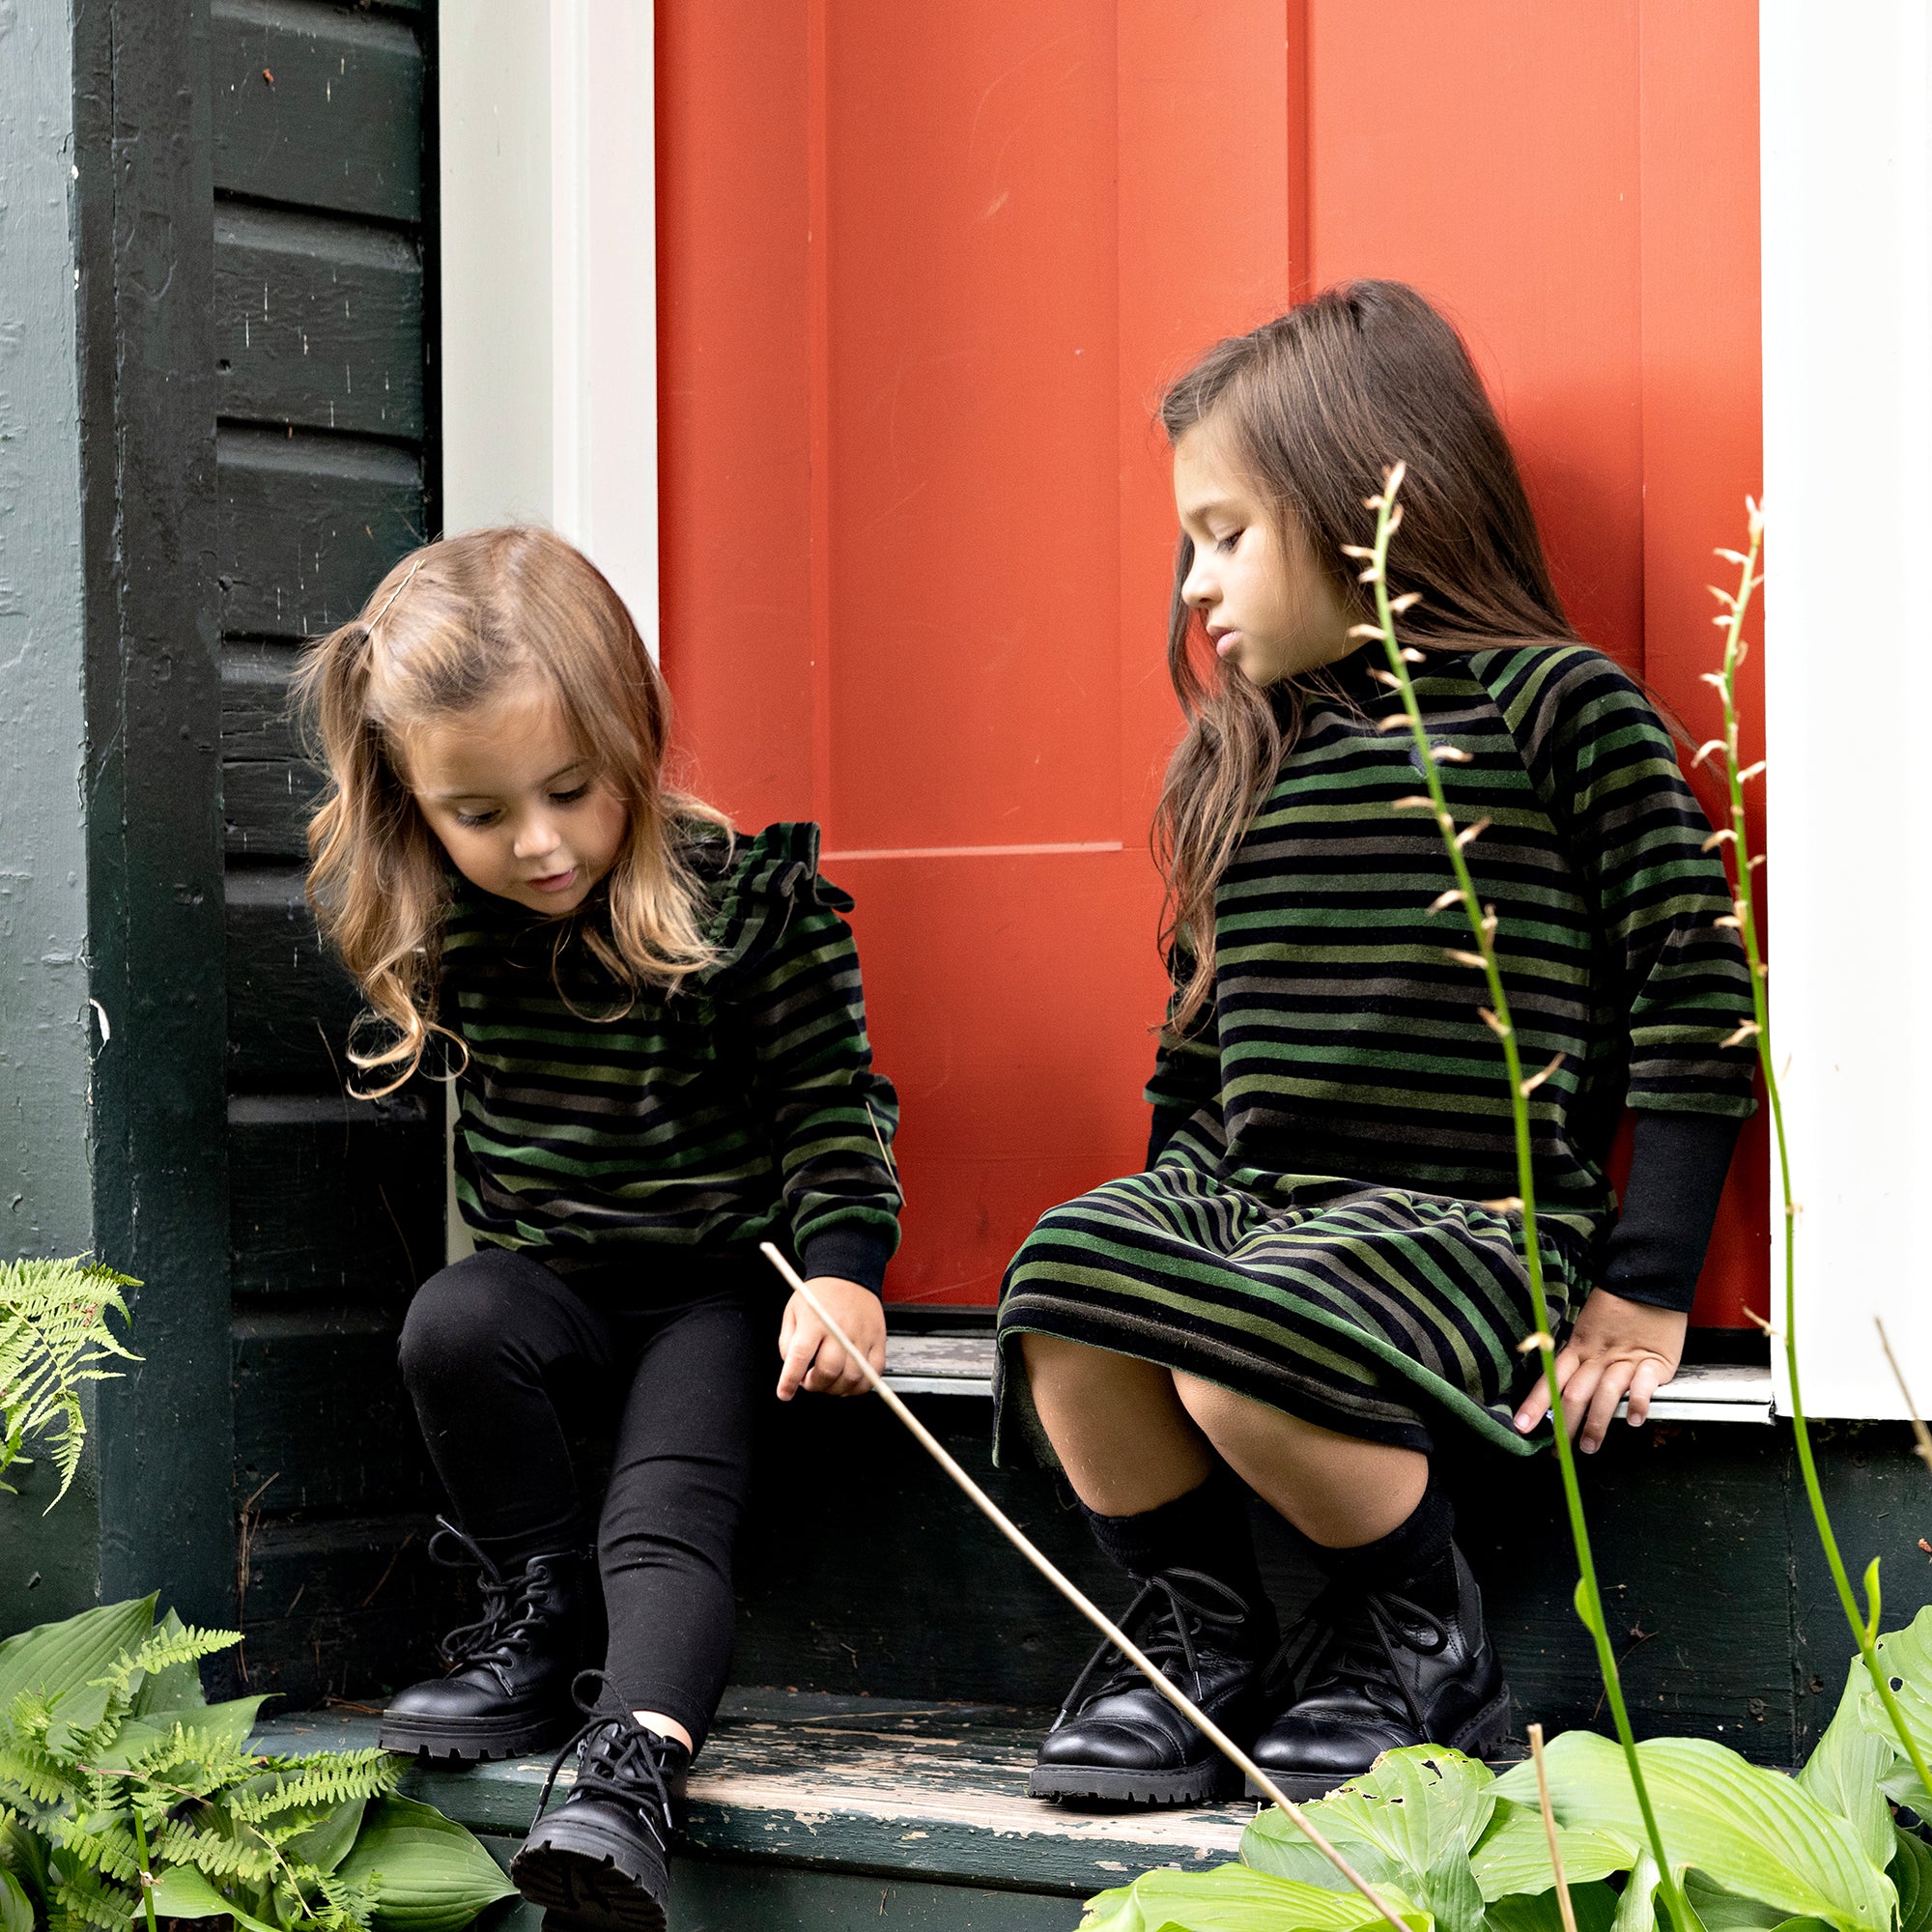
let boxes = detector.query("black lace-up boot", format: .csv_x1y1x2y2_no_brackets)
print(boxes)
512,1672,688,1932
380,1518,602,1763
1248,1543,1511,1799
1029,1570,1271,1807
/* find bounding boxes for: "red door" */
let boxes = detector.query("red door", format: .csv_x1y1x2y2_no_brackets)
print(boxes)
657,0,1765,1322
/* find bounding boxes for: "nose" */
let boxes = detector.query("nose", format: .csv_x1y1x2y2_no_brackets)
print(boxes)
512,810,563,863
1180,541,1215,611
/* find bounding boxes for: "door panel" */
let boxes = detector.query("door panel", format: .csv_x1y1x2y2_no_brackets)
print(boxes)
659,0,1763,1320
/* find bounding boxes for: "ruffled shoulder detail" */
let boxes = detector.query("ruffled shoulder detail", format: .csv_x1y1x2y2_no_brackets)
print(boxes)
689,820,852,982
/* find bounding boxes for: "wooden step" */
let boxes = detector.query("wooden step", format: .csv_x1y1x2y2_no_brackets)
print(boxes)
257,1692,1243,1912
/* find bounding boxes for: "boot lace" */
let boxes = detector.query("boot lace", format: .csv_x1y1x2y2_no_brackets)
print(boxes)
1263,1578,1450,1737
530,1669,680,1852
1050,1569,1253,1731
429,1517,564,1687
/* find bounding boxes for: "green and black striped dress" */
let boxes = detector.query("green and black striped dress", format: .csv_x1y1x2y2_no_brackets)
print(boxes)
995,643,1756,1461
440,821,902,1293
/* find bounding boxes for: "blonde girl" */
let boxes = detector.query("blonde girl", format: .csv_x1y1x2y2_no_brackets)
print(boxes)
298,527,902,1931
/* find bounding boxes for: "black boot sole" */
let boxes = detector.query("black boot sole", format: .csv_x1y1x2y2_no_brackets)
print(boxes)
1029,1757,1236,1808
512,1819,670,1932
378,1708,580,1764
1242,1682,1515,1801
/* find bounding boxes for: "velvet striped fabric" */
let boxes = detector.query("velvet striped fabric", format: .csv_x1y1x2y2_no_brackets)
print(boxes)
996,643,1756,1459
440,822,902,1291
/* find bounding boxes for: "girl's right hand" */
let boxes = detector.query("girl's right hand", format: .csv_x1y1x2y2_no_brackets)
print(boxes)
777,1276,888,1400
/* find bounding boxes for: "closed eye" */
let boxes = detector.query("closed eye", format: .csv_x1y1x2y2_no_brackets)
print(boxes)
550,783,591,806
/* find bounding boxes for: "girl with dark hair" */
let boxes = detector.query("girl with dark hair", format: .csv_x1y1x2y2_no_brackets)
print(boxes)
297,527,902,1928
997,281,1756,1804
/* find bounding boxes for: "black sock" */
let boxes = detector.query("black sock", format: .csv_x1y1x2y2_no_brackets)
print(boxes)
1080,1467,1271,1628
1314,1472,1455,1601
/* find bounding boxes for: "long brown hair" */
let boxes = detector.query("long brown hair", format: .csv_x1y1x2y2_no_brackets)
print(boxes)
1154,280,1581,1031
295,526,729,1094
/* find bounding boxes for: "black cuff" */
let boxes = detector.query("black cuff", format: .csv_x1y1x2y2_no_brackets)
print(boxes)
1599,1110,1745,1316
797,1225,895,1295
1148,1107,1189,1167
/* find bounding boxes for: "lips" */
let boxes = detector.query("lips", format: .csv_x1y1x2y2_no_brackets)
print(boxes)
526,867,578,895
1209,629,1242,660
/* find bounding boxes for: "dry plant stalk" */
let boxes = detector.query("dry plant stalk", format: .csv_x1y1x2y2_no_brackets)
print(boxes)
1357,466,1690,1930
757,1242,1410,1932
1526,1723,1577,1932
1702,524,1932,1797
1876,1318,1932,1477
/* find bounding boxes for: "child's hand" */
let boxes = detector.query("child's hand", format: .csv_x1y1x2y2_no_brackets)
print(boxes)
1512,1289,1687,1455
777,1277,887,1401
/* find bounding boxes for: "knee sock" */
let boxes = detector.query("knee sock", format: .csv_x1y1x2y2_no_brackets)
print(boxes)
1312,1470,1456,1604
1079,1466,1273,1633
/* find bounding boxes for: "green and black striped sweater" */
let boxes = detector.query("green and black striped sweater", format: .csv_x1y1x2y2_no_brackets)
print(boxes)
440,822,902,1292
1146,643,1757,1309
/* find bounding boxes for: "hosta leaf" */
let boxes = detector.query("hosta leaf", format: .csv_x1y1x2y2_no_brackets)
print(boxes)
1244,1748,1496,1932
279,1796,369,1877
0,1599,155,1722
1492,1732,1892,1932
0,1867,32,1932
1468,1799,1632,1900
1892,1829,1932,1932
1797,1661,1895,1868
150,1861,284,1932
1485,1880,1620,1932
1079,1862,1428,1932
1611,1851,1663,1932
334,1795,517,1932
1853,1609,1932,1811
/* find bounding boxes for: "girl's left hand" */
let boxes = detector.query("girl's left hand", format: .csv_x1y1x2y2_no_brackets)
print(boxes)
777,1276,887,1400
1512,1288,1687,1454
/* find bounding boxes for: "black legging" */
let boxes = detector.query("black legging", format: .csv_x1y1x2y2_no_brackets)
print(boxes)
397,1247,771,1750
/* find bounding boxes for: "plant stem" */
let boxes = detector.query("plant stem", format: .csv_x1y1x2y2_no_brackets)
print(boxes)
1361,469,1690,1932
759,1244,1412,1932
130,1804,159,1932
1706,516,1932,1799
1526,1723,1577,1932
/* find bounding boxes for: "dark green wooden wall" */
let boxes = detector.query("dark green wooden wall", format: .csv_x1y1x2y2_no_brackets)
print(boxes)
213,0,452,1703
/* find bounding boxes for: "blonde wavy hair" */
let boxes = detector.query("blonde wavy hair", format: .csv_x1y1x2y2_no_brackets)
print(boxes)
295,526,729,1094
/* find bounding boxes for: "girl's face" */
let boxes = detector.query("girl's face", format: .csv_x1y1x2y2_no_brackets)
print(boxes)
1172,417,1355,687
403,676,629,917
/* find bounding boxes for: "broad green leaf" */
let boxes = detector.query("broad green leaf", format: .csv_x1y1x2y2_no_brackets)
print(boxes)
1612,1851,1662,1932
86,1716,171,1773
1891,1829,1932,1932
1244,1747,1495,1932
1854,1608,1932,1810
335,1794,517,1932
1485,1881,1620,1932
0,1867,31,1932
1575,1579,1605,1639
0,1596,155,1721
197,1694,270,1751
130,1610,208,1719
1468,1799,1631,1901
0,1813,50,1905
1797,1661,1895,1867
1860,1562,1882,1645
1079,1862,1427,1932
280,1796,369,1877
1684,1872,1808,1930
150,1861,284,1932
1492,1733,1892,1932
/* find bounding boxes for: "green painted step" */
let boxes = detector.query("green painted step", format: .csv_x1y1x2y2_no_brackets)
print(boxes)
257,1690,1246,1921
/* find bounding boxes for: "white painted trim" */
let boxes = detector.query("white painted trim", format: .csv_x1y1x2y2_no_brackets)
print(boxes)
1762,1,1932,1417
437,0,661,1264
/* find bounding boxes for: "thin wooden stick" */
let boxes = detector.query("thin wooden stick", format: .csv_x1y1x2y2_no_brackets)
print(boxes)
1876,1319,1932,1476
1526,1723,1577,1932
759,1243,1408,1932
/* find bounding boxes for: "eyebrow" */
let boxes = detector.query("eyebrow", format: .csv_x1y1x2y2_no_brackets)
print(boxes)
1178,496,1247,523
434,759,590,804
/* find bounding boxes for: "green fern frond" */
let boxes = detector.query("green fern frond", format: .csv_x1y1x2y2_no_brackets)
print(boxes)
228,1751,397,1822
151,1819,274,1886
49,1862,134,1932
124,1625,241,1686
0,1741,79,1806
49,1816,138,1886
0,1259,140,1509
128,1724,259,1800
305,1863,379,1931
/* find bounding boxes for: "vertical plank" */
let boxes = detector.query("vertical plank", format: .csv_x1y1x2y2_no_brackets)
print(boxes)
1636,0,1764,1328
73,0,235,1628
